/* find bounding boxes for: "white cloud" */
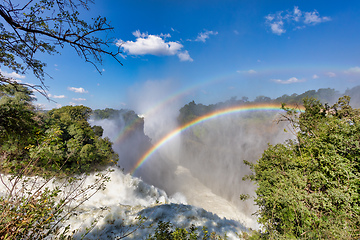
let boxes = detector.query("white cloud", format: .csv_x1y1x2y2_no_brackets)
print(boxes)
0,70,26,79
72,98,86,101
160,33,171,38
270,21,286,35
344,66,360,74
265,6,331,35
177,50,193,62
293,6,302,22
304,11,331,24
326,72,336,77
48,94,66,99
195,30,218,42
132,30,148,38
118,30,193,62
312,74,319,79
117,30,193,62
68,87,88,93
265,15,275,22
119,35,182,55
272,77,305,84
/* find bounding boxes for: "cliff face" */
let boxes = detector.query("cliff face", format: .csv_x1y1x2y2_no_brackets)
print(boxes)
91,109,152,172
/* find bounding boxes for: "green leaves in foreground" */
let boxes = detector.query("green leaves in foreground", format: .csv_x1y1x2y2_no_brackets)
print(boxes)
147,221,228,240
244,96,360,239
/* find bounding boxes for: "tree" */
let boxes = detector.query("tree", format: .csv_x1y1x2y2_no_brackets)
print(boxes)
0,85,117,239
244,96,360,239
0,0,122,96
0,83,39,162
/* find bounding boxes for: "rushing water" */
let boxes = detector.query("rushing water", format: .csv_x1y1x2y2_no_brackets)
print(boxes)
89,109,293,237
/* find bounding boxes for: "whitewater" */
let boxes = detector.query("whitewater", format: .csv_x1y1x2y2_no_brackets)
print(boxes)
78,107,292,239
0,106,292,239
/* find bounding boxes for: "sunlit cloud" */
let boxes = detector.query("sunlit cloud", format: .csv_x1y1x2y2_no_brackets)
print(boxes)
272,77,305,84
265,6,331,35
68,87,88,93
117,30,192,62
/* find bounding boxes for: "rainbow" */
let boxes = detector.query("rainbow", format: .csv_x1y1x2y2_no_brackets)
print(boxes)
130,103,304,174
112,74,231,146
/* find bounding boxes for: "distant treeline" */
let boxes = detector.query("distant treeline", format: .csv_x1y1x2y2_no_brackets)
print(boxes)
178,85,360,125
92,108,141,122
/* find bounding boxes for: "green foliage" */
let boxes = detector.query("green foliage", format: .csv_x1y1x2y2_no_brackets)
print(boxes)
0,84,40,164
0,85,118,175
92,125,104,137
146,221,227,240
244,96,360,239
0,186,64,239
92,108,122,120
38,106,119,174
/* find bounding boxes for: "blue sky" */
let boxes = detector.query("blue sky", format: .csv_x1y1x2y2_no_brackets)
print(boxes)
3,0,360,110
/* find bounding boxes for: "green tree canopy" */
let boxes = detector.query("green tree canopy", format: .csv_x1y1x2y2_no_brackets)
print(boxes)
0,84,39,160
244,96,360,239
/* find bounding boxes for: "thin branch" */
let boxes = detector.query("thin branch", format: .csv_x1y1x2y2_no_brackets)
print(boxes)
0,6,122,66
